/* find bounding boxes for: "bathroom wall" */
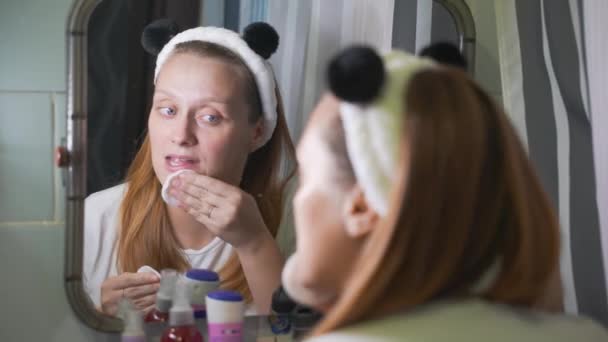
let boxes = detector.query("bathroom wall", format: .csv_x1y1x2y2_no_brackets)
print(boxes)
0,0,116,340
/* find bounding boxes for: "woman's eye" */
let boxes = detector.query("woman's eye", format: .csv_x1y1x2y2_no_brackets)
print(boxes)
159,107,176,116
198,114,222,126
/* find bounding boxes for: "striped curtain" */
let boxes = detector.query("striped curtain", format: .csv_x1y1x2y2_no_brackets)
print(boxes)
496,0,607,325
266,0,395,142
583,2,608,318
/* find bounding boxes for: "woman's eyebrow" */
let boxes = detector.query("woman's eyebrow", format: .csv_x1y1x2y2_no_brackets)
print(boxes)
154,88,232,106
153,88,176,98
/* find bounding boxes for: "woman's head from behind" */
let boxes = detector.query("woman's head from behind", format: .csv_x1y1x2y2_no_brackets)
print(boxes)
284,47,559,333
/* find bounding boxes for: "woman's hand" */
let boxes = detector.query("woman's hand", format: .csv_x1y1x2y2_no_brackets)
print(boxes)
170,172,284,313
100,272,160,316
169,173,268,251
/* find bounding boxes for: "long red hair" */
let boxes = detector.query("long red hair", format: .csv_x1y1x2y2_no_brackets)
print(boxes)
314,68,560,333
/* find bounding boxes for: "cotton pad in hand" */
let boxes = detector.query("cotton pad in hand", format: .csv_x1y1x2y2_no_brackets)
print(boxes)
137,265,161,278
161,169,195,207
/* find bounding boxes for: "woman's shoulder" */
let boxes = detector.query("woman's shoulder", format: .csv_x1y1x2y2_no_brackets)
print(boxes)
84,183,127,236
83,184,127,305
308,300,608,342
86,183,127,207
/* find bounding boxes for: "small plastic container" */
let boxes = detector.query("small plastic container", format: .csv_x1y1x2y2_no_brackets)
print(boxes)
206,290,244,342
145,269,178,323
161,277,204,342
268,285,294,335
121,300,145,342
184,268,220,319
290,306,322,340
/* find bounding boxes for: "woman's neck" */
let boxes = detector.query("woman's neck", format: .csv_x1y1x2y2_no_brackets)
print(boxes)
167,206,215,250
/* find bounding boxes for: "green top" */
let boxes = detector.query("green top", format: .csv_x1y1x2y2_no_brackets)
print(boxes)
307,299,608,342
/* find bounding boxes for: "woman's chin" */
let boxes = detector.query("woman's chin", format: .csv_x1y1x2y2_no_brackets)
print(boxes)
282,255,337,310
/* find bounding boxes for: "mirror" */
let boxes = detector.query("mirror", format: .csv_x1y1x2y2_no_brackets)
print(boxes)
63,0,117,331
85,0,204,195
64,0,209,331
392,0,475,73
64,0,281,333
62,0,478,333
433,0,476,74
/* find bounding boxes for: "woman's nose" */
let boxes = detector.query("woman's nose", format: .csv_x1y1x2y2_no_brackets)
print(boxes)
171,114,197,146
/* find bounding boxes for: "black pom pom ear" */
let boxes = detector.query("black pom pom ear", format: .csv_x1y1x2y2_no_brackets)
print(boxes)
243,22,279,59
327,46,385,104
419,41,467,70
141,19,181,55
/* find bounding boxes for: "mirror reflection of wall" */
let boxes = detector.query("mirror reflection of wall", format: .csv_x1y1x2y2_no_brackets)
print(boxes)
431,2,459,46
391,1,460,55
393,1,502,106
87,0,202,194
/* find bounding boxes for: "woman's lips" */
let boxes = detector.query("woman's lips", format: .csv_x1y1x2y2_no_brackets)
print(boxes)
165,155,200,172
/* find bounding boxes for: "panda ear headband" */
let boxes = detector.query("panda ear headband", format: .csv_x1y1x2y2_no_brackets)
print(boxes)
327,46,435,216
141,19,279,150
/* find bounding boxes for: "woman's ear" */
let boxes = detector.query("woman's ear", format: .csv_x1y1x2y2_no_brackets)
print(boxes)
250,119,265,152
342,186,379,238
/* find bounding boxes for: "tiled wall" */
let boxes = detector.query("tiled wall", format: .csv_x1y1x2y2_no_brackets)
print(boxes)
0,1,111,340
0,0,69,225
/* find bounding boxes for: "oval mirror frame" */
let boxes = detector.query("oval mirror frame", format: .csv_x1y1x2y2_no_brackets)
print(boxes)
434,0,476,75
62,0,123,332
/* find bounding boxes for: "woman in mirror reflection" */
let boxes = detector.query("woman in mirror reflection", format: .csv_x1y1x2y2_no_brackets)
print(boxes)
282,46,608,341
83,19,296,316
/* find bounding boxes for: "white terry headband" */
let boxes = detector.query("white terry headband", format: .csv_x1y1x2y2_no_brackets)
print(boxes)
328,47,435,216
142,20,279,150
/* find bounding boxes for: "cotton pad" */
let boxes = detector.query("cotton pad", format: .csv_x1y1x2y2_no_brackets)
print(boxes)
161,169,195,207
137,265,161,278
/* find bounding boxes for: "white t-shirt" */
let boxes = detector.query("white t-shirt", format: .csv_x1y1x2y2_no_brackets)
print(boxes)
83,183,295,307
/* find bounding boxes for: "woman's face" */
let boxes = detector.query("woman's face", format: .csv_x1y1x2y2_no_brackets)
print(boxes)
284,94,374,310
148,52,262,185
